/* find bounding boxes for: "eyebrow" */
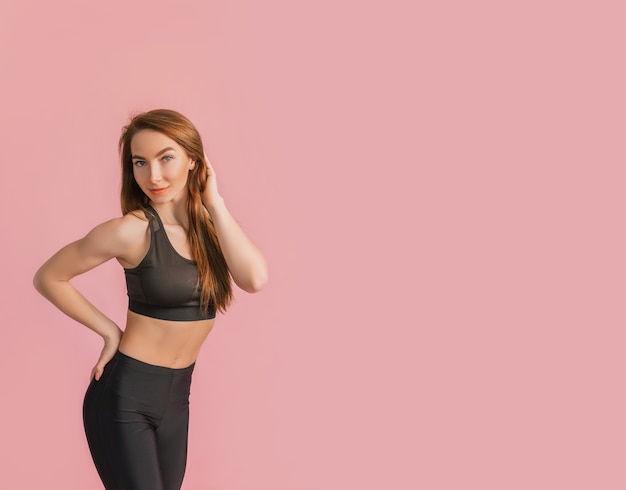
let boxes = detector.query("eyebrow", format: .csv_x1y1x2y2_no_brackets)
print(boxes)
131,147,177,160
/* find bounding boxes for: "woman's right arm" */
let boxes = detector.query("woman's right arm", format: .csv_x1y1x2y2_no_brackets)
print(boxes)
33,217,139,378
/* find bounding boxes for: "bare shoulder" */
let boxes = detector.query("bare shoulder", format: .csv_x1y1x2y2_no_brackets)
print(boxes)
115,210,150,242
33,210,152,284
80,210,150,261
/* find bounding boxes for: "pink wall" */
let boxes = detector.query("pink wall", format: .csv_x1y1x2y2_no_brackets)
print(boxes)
1,0,625,488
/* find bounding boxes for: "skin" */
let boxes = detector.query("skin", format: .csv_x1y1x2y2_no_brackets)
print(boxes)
34,129,268,379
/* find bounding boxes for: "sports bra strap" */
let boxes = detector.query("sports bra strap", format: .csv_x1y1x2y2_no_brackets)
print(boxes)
146,205,162,233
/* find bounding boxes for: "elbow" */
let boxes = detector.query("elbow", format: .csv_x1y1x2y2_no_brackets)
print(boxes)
250,274,269,293
240,269,268,294
33,265,57,296
33,268,46,294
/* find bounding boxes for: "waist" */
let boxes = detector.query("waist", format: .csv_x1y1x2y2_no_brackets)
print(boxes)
120,310,215,368
114,350,195,376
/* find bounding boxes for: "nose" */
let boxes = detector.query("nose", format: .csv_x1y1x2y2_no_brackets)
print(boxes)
149,163,162,183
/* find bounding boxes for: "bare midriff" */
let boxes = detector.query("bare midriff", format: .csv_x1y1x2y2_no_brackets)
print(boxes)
118,310,215,368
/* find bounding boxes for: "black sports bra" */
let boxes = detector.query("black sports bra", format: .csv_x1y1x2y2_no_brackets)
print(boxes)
124,206,216,321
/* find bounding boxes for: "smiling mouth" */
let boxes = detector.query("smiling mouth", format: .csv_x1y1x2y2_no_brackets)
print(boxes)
149,187,170,194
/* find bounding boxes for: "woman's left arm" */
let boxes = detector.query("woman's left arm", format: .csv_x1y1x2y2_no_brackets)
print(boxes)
202,158,268,293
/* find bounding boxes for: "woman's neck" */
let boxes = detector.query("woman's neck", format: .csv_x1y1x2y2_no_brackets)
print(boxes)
149,199,189,227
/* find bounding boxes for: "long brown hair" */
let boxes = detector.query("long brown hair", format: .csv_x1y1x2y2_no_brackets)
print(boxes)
119,109,232,314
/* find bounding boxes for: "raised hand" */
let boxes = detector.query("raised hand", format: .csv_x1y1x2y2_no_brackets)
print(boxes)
201,152,222,209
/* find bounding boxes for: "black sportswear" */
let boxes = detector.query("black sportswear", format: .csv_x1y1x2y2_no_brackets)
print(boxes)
124,205,215,321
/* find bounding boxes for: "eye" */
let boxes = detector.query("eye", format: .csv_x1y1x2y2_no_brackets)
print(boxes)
133,160,146,167
162,155,174,162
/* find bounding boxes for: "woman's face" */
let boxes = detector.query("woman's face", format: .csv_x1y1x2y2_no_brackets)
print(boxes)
130,130,195,205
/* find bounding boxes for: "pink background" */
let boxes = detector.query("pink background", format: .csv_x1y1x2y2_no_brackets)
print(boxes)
1,0,624,488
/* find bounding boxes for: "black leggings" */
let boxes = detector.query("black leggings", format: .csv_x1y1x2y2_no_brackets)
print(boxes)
83,350,194,490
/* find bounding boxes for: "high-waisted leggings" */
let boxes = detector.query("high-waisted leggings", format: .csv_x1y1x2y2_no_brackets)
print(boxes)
83,350,195,490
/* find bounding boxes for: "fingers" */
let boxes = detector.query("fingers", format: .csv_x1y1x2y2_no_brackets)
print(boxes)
91,365,103,381
203,152,214,171
91,331,121,382
91,358,108,381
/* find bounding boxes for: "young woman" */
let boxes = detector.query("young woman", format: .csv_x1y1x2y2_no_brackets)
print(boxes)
33,109,268,490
